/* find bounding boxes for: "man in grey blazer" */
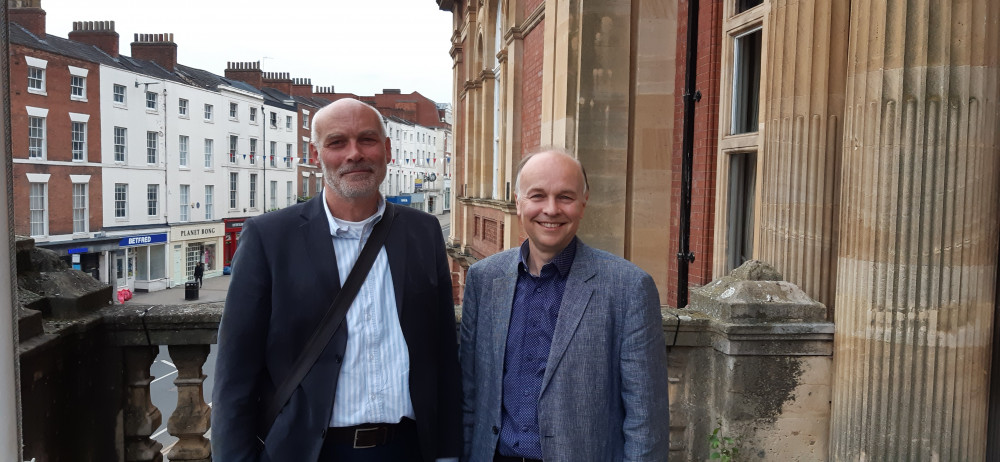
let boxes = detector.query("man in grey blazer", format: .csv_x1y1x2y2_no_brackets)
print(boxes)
460,149,670,462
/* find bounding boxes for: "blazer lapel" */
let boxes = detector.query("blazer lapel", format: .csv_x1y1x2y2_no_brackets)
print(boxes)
541,241,596,394
382,203,407,315
303,196,340,305
490,255,520,380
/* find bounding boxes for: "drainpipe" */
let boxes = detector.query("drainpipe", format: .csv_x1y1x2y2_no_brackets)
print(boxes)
677,0,700,308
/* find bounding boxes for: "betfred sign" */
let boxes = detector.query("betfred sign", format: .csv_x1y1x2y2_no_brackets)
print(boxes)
119,233,167,247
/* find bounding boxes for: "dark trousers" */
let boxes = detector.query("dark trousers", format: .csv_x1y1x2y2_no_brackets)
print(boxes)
195,275,203,287
316,418,422,462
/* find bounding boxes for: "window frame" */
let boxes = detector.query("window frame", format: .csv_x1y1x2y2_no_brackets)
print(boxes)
113,84,126,104
229,173,238,209
205,185,215,219
27,66,45,94
147,184,159,217
71,121,86,161
204,103,214,121
178,98,189,117
146,131,158,164
114,126,127,162
249,173,258,209
204,138,214,168
28,116,45,159
72,182,88,234
180,184,190,222
229,102,239,120
29,182,47,236
145,91,158,111
70,75,86,99
114,183,128,219
178,135,189,167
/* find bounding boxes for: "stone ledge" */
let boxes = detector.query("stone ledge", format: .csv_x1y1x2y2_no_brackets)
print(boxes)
102,303,224,346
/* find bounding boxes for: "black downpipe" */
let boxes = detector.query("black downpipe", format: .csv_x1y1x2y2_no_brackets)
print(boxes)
677,0,700,308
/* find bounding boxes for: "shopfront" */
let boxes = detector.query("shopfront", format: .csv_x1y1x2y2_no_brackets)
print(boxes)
170,222,225,287
223,218,246,269
116,232,169,292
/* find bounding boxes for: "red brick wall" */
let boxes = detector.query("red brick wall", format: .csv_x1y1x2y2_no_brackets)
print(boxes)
9,45,104,237
523,0,545,14
667,0,722,307
520,21,544,158
465,205,507,260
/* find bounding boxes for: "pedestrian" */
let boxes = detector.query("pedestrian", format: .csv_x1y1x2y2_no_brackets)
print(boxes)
194,262,204,288
460,148,670,461
212,98,463,462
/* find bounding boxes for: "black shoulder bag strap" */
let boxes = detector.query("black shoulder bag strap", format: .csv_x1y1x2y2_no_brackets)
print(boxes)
257,203,396,442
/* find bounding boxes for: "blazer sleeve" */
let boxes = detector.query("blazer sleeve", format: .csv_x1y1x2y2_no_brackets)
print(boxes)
211,218,273,461
458,263,481,462
434,228,465,459
620,272,671,461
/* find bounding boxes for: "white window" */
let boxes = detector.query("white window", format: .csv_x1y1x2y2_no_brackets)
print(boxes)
146,91,158,110
286,115,292,129
73,183,88,233
70,75,85,99
205,185,214,219
180,184,190,222
229,135,239,164
250,107,258,123
204,104,213,121
114,126,126,162
178,98,189,116
29,182,47,236
229,102,239,119
28,116,45,159
302,140,309,162
302,111,309,128
286,143,292,168
71,121,86,161
270,180,277,210
286,181,293,206
113,84,126,104
302,177,309,198
250,138,257,165
114,183,127,218
147,184,159,216
249,174,258,208
146,131,158,164
270,141,277,167
316,177,322,195
178,135,189,167
204,138,214,168
229,173,238,209
270,112,277,128
27,66,44,93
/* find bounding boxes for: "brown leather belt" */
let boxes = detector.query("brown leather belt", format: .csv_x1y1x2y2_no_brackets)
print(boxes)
326,418,415,449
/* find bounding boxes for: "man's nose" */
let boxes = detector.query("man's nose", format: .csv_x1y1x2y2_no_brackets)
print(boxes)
541,196,559,215
343,140,363,161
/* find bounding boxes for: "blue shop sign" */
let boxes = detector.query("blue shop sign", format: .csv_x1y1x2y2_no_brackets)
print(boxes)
67,247,89,254
386,196,411,205
119,233,168,247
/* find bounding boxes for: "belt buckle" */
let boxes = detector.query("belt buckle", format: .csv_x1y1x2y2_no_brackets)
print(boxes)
353,427,378,449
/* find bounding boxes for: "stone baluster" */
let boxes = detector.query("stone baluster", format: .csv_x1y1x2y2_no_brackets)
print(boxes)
166,344,212,462
123,346,163,462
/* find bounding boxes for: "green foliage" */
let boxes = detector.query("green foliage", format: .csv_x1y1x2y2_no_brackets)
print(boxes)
708,421,741,462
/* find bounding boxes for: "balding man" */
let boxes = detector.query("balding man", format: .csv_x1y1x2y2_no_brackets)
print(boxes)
213,99,462,462
460,148,670,462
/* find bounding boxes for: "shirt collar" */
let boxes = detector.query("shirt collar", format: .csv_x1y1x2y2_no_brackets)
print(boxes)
518,236,578,277
322,195,386,239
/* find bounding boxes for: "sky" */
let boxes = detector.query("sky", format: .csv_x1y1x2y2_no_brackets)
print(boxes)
40,0,456,105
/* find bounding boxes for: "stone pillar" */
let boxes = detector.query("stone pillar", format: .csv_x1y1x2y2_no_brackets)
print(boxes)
756,0,850,311
166,345,212,462
123,346,162,462
831,0,1000,459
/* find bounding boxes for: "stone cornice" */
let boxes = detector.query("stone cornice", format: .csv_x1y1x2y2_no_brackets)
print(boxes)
506,2,545,42
456,196,516,213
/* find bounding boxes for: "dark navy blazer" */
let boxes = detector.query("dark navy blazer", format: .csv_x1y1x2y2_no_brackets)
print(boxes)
212,196,462,461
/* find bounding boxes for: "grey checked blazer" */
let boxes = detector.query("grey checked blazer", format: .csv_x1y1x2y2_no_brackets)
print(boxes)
459,239,670,462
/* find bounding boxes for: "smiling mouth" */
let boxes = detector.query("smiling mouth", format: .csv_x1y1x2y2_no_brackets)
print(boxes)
539,222,564,229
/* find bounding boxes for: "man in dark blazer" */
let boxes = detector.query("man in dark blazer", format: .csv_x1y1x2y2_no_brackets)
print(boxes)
460,149,670,461
212,99,462,461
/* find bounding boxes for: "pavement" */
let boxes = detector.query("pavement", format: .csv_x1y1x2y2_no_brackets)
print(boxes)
125,274,232,306
125,211,451,306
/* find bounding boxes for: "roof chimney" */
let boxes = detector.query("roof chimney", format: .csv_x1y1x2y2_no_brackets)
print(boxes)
382,88,402,95
224,61,263,89
130,33,178,71
291,77,313,97
68,21,119,57
262,71,293,95
9,0,46,38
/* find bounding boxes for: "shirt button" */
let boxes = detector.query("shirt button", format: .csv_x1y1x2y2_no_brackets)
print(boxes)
535,287,542,293
492,426,499,434
522,425,529,432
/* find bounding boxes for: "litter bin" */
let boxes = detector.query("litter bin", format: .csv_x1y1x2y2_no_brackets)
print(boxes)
185,281,199,301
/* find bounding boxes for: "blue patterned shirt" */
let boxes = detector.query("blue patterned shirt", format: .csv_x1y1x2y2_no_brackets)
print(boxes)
497,238,577,458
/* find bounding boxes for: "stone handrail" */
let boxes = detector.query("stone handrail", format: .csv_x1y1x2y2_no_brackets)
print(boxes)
102,302,223,462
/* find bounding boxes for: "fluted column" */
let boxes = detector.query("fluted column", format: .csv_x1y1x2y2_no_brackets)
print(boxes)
166,345,212,462
831,0,1000,460
757,0,850,311
123,346,163,462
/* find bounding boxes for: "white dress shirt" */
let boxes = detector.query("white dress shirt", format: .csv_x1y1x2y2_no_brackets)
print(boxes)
323,197,415,426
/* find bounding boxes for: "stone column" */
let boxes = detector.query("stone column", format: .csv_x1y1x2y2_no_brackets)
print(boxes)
756,0,850,311
831,0,1000,459
123,346,162,462
166,345,211,462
